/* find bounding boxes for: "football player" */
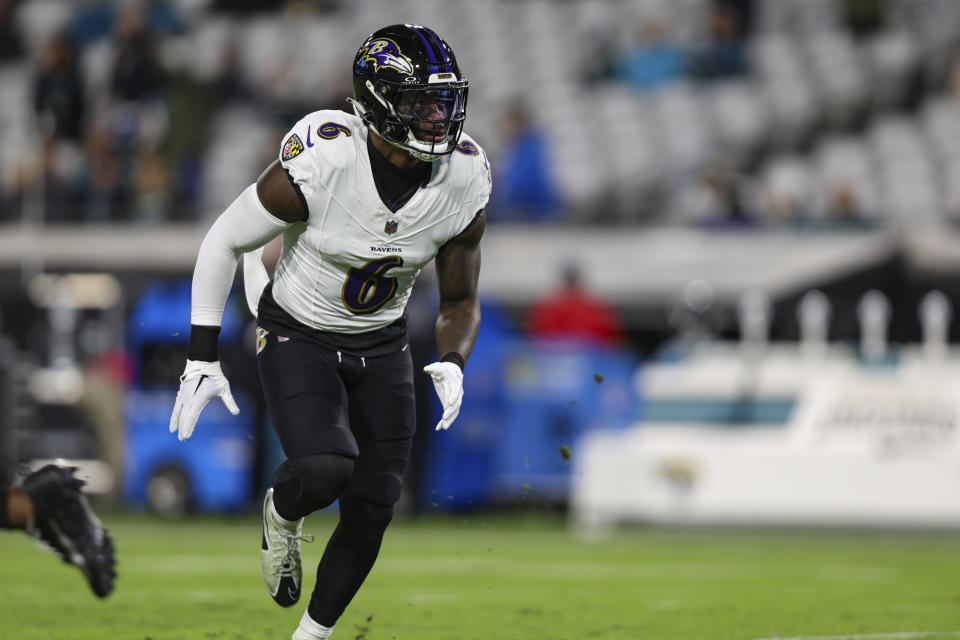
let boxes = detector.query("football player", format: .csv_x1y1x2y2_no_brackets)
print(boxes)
0,465,116,598
168,24,490,640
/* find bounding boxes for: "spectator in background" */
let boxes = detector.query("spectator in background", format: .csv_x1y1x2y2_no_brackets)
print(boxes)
526,263,626,346
112,7,164,104
0,0,24,61
68,0,183,48
687,0,749,81
762,158,813,228
162,37,224,219
143,0,185,37
617,18,685,92
821,181,877,230
718,0,754,36
77,316,133,504
686,164,759,230
82,124,124,221
581,27,620,85
131,149,171,223
66,0,114,48
217,39,256,104
492,100,561,223
212,0,287,13
34,33,86,142
841,0,888,39
34,33,88,220
107,5,169,222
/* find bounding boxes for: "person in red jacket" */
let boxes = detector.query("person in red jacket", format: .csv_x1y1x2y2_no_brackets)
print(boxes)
526,263,626,345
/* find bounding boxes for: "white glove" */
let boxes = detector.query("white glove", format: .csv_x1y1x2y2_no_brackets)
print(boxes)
423,362,464,431
169,359,239,441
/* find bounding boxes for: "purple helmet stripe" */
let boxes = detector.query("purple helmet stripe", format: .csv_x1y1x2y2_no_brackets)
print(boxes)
423,27,453,72
412,26,440,70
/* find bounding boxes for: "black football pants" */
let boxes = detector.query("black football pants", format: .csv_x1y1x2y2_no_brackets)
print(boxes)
257,330,416,626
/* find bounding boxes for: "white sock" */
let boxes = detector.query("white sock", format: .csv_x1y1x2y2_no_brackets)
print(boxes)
296,610,334,639
271,500,299,531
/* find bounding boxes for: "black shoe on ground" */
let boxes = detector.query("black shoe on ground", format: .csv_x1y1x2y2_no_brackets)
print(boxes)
22,465,117,598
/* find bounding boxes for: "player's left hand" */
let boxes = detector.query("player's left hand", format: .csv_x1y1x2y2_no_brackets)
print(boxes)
423,362,463,431
169,359,240,441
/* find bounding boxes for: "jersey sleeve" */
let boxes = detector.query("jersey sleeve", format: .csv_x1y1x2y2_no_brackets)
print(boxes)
278,116,321,199
454,142,493,233
474,146,493,211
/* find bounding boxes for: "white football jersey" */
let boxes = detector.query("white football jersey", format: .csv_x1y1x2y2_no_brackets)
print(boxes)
271,110,491,334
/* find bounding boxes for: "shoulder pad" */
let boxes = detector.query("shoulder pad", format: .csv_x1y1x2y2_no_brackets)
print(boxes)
281,110,361,170
442,132,491,211
449,133,491,189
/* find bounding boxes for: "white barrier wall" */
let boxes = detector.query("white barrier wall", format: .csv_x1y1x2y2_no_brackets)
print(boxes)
571,346,960,532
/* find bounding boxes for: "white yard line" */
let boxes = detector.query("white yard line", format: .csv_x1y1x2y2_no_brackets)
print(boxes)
756,632,960,640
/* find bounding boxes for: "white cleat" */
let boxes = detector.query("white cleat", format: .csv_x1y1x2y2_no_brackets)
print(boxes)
261,488,312,607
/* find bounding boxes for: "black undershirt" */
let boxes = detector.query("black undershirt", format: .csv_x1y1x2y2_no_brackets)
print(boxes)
367,135,431,212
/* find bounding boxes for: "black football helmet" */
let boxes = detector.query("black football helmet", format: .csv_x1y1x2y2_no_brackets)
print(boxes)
349,24,468,162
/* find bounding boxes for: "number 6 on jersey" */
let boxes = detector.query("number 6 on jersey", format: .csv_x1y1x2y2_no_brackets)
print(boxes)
341,255,404,314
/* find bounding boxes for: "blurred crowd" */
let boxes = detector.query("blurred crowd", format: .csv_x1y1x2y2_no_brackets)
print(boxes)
2,0,960,229
0,0,349,224
574,0,960,230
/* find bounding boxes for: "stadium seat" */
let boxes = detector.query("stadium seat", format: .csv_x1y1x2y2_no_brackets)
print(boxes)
804,31,869,130
14,0,71,56
759,155,816,223
865,30,920,110
709,80,770,168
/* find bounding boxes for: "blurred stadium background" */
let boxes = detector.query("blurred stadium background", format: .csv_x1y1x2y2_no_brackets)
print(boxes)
2,0,960,638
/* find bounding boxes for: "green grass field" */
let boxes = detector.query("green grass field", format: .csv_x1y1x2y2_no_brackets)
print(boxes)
2,513,960,640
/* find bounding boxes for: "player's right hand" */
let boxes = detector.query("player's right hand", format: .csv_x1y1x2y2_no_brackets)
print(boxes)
169,359,239,441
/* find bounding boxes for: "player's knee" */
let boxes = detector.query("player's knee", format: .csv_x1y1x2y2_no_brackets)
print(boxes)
339,470,403,531
299,454,354,508
273,454,353,515
361,470,403,507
